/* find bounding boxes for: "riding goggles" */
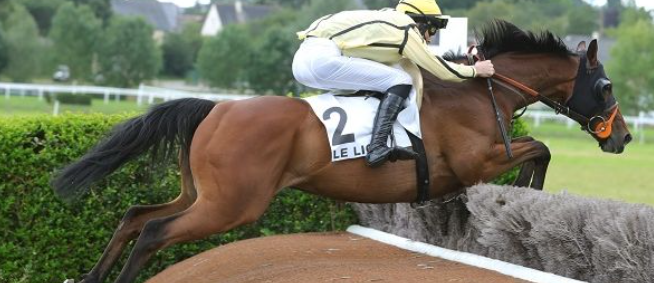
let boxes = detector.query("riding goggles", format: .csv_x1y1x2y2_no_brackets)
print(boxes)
427,18,448,33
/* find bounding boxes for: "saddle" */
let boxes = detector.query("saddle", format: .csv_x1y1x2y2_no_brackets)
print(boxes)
306,59,431,203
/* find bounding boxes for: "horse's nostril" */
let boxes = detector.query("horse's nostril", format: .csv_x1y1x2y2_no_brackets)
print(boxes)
625,134,633,144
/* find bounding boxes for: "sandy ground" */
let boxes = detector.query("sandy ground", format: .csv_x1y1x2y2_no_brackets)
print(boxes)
147,232,527,283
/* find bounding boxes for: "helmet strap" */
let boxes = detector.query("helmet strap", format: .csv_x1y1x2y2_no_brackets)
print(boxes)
397,0,429,23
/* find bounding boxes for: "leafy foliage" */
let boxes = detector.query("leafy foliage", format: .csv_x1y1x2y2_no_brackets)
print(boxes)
50,2,102,81
491,118,531,185
0,114,357,283
97,16,161,88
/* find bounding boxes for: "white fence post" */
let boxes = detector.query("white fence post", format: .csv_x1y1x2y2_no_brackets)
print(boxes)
137,83,144,106
534,112,541,127
4,86,9,100
53,100,60,116
104,90,109,104
148,89,155,104
38,88,44,101
638,112,645,145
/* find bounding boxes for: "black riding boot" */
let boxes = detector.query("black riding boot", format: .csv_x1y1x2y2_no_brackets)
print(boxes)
366,85,418,168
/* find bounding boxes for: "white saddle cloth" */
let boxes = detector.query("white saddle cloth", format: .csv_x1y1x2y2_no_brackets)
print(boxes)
304,89,422,162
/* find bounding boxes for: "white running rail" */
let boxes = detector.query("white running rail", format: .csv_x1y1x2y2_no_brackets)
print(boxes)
0,82,256,105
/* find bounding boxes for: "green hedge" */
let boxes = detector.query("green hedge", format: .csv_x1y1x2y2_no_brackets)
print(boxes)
0,113,528,283
0,114,357,283
493,118,531,185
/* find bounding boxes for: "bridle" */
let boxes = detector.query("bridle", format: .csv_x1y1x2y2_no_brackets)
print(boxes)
467,46,620,140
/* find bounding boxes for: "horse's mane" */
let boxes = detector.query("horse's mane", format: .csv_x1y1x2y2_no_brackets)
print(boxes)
442,20,574,61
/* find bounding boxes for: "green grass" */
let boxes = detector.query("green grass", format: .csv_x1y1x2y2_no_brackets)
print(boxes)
526,120,654,205
0,95,147,116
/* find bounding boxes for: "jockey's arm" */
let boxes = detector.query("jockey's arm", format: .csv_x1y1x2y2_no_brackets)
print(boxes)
402,28,476,82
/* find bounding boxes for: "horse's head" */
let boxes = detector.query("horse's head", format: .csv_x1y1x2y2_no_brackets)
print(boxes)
566,40,632,153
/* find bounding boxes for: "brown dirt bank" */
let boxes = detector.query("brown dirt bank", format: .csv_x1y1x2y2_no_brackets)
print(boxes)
147,232,527,283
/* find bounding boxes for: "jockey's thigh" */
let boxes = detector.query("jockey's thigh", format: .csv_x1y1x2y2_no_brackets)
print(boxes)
292,38,412,93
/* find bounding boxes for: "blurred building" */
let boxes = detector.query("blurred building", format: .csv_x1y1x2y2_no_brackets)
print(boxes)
111,0,182,41
428,17,469,55
563,35,616,64
201,0,274,36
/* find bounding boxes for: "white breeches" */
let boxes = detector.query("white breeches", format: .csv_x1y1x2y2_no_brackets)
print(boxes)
292,38,413,93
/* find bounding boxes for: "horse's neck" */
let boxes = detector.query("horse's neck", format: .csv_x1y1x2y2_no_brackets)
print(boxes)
492,53,578,110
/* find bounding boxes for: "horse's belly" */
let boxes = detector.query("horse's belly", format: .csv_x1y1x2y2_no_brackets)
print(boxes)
297,160,425,203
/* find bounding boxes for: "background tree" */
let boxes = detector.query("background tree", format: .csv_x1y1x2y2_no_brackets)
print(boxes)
0,24,7,75
363,0,395,9
181,22,203,64
72,0,112,24
606,10,654,115
162,33,194,77
567,3,599,34
197,24,252,89
50,3,101,81
3,5,42,82
98,17,161,87
466,1,516,32
17,0,65,35
245,0,357,95
247,25,297,95
162,22,203,78
365,0,477,10
211,0,312,8
466,0,598,36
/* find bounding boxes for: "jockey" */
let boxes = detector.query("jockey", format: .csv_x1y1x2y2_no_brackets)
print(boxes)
292,0,495,168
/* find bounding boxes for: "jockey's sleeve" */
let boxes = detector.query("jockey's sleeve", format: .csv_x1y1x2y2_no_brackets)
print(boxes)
402,28,476,82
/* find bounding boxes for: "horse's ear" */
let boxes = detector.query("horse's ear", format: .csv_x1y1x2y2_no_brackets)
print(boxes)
587,39,599,68
576,41,587,52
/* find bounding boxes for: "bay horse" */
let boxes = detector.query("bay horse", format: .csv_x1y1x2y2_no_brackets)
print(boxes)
53,20,631,283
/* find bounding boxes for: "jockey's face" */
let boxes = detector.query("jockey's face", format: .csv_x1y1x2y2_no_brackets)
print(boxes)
424,30,433,43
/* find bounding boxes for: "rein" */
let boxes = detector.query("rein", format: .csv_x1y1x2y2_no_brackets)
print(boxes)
466,46,619,140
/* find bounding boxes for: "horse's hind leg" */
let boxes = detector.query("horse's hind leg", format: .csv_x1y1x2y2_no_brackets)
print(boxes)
528,146,551,190
80,160,196,283
510,137,538,188
513,161,535,187
112,180,275,283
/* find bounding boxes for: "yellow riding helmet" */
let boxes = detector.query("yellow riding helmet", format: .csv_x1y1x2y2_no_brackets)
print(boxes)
396,0,442,16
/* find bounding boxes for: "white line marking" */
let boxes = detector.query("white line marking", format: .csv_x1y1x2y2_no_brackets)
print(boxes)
346,225,586,283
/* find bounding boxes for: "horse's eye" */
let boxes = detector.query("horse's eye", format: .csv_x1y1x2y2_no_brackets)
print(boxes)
603,83,612,92
594,78,611,96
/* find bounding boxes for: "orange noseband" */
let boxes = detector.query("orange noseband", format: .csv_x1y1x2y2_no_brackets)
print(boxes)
591,104,619,139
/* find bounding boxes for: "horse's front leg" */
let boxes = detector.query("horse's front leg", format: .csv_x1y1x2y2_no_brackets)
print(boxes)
482,138,551,190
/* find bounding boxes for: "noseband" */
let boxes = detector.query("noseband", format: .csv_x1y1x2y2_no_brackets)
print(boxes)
467,47,620,140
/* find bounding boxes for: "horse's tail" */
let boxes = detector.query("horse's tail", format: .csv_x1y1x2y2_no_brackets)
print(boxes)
52,98,216,201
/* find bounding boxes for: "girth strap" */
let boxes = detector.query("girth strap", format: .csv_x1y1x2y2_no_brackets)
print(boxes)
406,130,430,203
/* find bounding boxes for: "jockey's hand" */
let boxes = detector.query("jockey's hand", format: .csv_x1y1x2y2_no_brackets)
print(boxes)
474,60,495,78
